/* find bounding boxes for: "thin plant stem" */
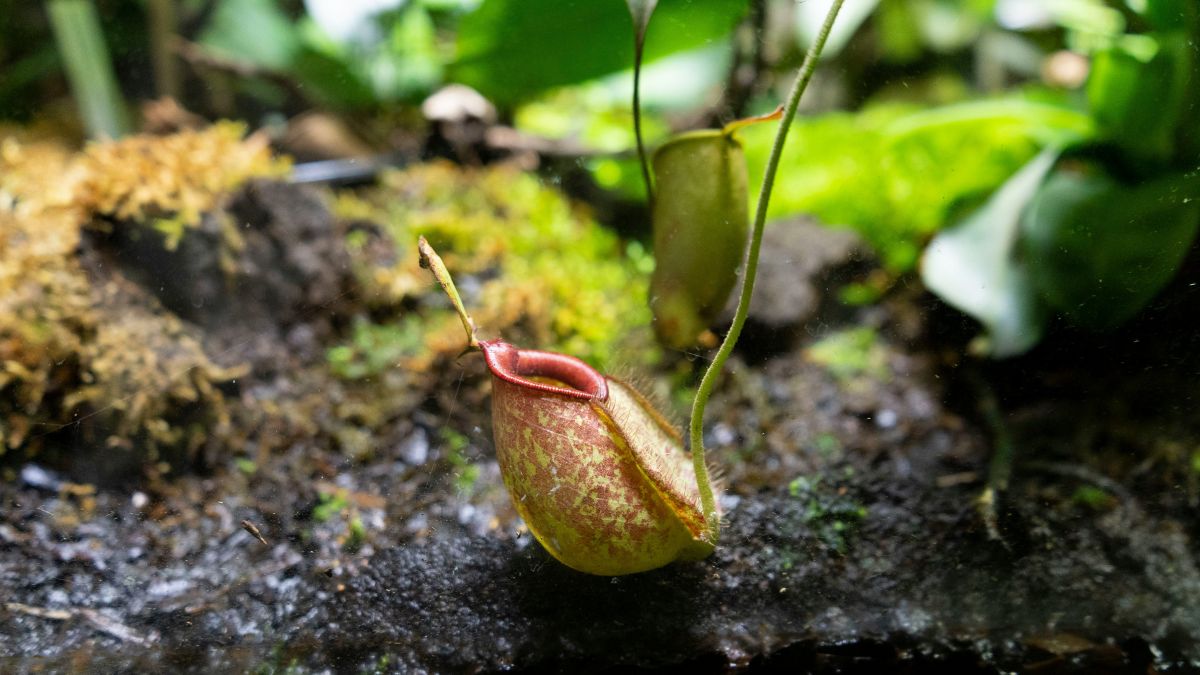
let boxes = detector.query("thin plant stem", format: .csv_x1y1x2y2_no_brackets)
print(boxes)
968,367,1012,543
147,0,181,100
689,0,844,546
633,38,654,206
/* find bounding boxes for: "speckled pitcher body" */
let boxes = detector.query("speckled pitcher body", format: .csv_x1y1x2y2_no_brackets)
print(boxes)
480,340,714,576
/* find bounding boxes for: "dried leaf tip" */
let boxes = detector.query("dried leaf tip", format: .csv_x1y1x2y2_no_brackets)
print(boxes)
417,236,480,350
721,105,785,136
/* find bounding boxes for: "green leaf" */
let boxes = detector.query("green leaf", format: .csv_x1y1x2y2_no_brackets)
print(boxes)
453,0,748,103
741,97,1092,272
199,0,300,71
796,0,879,57
1020,168,1200,330
290,47,377,109
921,148,1060,357
46,0,130,138
1087,32,1191,163
1140,0,1198,31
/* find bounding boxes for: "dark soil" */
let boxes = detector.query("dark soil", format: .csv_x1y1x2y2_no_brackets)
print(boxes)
3,181,1199,674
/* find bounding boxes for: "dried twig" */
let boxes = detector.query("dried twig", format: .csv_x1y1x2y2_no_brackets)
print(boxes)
241,519,270,546
5,602,152,646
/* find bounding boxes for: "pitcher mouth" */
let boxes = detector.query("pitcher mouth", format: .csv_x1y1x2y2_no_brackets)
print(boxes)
479,340,608,401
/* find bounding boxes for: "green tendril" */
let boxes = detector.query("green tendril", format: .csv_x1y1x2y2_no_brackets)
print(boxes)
689,0,845,546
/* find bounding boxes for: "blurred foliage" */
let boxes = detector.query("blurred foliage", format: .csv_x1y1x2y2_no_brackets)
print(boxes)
797,0,998,58
197,0,456,108
1021,167,1200,330
923,2,1200,355
332,162,657,374
1088,31,1192,164
514,87,665,153
740,96,1092,271
189,0,747,111
46,0,130,138
0,0,142,124
454,0,746,103
514,87,673,201
922,148,1058,357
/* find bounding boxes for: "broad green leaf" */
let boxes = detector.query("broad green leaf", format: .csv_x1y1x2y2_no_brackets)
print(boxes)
199,0,300,71
1087,32,1191,163
1020,168,1200,330
453,0,748,103
921,148,1060,357
741,97,1092,271
290,48,377,109
1140,0,1198,30
796,0,879,56
881,98,1094,145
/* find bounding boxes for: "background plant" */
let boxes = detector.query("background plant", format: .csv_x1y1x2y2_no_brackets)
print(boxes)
923,0,1200,356
10,0,1197,359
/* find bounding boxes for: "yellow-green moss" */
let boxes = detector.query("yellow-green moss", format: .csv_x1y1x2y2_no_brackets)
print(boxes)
804,328,890,383
72,121,290,246
0,126,275,461
333,161,656,374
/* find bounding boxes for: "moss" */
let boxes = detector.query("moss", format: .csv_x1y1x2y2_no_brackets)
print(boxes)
64,277,243,460
1,136,95,455
440,427,480,494
72,121,290,239
327,316,428,380
312,489,369,553
0,126,279,464
5,134,652,477
1071,485,1116,511
787,474,868,552
313,491,350,524
804,328,890,383
333,161,656,373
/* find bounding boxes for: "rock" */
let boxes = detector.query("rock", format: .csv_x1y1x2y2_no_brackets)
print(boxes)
720,217,874,356
226,180,355,330
87,179,356,372
299,482,1198,673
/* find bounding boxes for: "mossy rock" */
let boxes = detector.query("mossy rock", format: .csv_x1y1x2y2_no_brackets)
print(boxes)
333,161,658,376
0,127,288,475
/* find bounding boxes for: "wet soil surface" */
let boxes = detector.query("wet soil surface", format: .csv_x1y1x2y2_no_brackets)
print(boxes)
3,183,1200,673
